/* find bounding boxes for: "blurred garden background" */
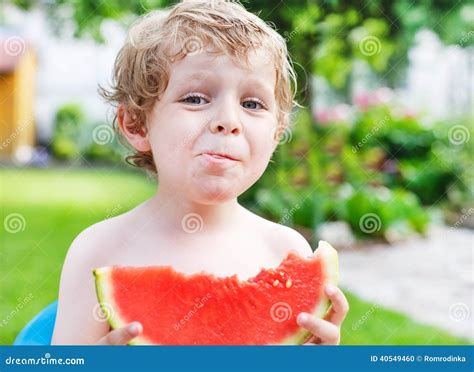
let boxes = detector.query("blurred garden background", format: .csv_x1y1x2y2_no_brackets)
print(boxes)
0,0,472,345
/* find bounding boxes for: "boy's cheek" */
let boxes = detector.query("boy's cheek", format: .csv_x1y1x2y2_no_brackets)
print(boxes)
147,125,187,157
249,125,280,159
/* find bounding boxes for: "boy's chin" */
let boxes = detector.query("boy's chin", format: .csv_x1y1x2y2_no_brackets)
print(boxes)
191,182,240,204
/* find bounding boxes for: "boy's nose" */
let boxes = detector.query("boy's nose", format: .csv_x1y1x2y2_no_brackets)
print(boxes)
209,104,242,136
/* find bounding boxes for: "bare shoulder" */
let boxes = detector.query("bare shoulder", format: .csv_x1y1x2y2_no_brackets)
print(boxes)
242,207,313,258
269,223,313,257
68,214,129,262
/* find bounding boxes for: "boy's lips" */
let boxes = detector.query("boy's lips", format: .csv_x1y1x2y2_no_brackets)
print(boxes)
199,151,240,161
197,151,241,169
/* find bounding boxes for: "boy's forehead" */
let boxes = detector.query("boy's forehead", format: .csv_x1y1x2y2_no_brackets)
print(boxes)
169,46,276,86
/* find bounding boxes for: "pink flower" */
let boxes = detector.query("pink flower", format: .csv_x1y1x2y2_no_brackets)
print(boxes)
314,104,352,125
354,93,371,110
354,87,393,110
314,109,332,125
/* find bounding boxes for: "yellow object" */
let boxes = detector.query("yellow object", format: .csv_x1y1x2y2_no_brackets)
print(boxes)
0,39,36,158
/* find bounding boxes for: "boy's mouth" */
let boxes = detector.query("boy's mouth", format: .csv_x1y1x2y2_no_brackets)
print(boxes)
200,151,240,161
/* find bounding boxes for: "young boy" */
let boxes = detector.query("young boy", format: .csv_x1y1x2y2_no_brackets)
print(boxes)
52,0,348,345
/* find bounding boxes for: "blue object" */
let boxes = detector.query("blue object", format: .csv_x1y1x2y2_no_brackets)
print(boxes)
13,301,58,345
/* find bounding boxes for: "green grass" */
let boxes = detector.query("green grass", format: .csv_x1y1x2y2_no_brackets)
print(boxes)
341,292,470,345
0,167,470,345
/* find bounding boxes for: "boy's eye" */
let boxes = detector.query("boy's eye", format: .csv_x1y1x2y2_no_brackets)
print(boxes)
180,95,266,110
241,99,265,110
181,95,209,105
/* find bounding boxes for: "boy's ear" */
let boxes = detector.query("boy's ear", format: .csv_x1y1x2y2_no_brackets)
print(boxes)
117,104,151,152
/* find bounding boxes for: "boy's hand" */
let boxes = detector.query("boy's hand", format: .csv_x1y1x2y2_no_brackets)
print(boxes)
296,285,349,345
96,322,143,345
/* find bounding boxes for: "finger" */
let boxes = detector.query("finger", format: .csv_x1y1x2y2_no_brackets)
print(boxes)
304,332,323,344
297,314,340,345
303,335,321,345
323,285,349,327
97,322,142,345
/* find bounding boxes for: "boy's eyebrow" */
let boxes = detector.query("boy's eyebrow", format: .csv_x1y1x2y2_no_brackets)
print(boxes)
174,72,274,99
242,78,274,98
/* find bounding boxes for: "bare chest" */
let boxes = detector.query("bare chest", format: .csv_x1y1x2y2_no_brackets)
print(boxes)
99,225,282,280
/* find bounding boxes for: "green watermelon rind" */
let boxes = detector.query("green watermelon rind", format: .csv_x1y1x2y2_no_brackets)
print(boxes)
93,240,339,346
93,267,147,345
279,240,339,345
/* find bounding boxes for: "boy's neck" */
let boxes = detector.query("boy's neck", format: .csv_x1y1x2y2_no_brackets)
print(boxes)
146,186,243,234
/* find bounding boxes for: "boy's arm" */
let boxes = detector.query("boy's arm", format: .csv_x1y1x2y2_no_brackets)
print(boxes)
51,228,110,344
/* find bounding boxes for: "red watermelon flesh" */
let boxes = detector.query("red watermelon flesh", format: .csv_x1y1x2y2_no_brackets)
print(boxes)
93,240,338,345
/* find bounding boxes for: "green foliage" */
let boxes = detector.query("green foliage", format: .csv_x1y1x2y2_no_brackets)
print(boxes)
51,103,84,159
247,96,472,240
51,103,125,164
82,140,122,163
335,186,428,239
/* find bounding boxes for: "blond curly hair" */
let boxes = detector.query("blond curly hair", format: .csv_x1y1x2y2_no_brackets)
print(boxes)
100,0,298,173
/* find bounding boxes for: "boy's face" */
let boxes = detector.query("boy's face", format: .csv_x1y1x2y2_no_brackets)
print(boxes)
147,46,279,204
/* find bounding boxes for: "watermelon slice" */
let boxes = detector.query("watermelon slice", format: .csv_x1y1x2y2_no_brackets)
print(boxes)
93,240,338,345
